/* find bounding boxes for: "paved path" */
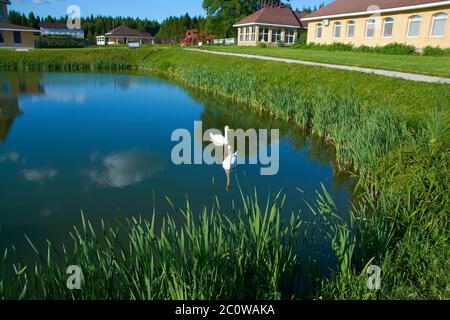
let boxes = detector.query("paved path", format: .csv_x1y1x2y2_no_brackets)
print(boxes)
185,48,450,84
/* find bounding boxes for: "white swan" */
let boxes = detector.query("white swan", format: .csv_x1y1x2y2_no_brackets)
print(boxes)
210,126,230,147
222,145,238,171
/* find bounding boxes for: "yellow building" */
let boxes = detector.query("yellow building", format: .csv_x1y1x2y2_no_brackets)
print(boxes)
0,0,39,50
302,0,450,49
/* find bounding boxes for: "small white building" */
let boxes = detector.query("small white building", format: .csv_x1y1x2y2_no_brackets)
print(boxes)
96,35,106,46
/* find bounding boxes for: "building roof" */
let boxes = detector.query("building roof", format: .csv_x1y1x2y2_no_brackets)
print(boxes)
105,25,153,38
234,5,307,28
39,22,83,30
0,22,39,32
303,0,449,21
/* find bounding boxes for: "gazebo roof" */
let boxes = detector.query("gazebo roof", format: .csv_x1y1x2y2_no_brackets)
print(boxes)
105,25,153,38
234,5,306,28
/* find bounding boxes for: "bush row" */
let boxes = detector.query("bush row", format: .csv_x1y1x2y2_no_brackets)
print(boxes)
292,42,450,56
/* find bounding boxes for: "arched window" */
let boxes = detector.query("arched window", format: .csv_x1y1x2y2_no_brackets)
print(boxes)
383,17,394,38
408,15,421,37
430,12,448,37
333,22,342,38
347,21,355,38
366,19,376,38
316,23,323,39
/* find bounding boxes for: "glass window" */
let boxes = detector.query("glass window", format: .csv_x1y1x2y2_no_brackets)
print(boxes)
408,15,421,37
286,28,296,44
431,12,448,37
271,28,281,43
383,18,394,37
244,27,249,41
250,26,256,41
239,27,244,42
366,19,376,38
0,31,4,43
333,22,342,38
316,23,323,39
347,21,355,38
13,31,22,44
259,27,269,42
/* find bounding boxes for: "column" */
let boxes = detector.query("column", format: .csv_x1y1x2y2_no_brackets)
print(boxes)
281,28,286,44
268,28,273,44
255,25,260,45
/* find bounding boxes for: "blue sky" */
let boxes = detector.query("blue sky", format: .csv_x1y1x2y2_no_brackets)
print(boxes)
10,0,332,22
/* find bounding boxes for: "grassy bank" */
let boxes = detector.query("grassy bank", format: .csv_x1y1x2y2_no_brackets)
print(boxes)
201,45,450,78
0,47,448,299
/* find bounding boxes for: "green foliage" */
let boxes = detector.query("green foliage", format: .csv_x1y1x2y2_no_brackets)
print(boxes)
202,0,262,37
297,32,308,45
0,191,302,300
422,46,450,57
36,36,93,49
356,43,417,55
295,42,417,55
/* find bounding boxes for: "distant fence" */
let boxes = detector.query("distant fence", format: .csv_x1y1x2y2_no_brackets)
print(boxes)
213,38,235,45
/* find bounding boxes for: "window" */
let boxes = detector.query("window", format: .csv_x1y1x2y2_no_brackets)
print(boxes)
347,21,355,38
316,23,323,39
250,26,256,41
430,12,448,37
13,31,22,44
286,28,296,44
272,27,281,43
408,15,421,37
383,18,394,38
259,27,269,42
244,27,249,41
0,31,4,44
239,27,244,42
333,22,342,38
366,19,376,38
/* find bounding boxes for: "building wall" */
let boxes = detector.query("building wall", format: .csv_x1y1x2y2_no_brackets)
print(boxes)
237,25,301,46
40,28,85,39
306,6,450,49
0,31,36,49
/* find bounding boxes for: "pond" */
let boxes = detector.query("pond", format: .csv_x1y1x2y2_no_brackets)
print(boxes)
0,71,354,268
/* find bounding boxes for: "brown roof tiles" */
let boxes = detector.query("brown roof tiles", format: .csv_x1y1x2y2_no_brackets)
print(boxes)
303,0,448,20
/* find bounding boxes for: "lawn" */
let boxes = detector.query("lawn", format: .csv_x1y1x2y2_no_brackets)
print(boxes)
202,45,450,78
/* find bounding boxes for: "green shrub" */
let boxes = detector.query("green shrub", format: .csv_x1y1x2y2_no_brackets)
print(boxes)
297,32,307,45
374,43,417,55
422,46,450,56
36,36,93,49
355,43,417,55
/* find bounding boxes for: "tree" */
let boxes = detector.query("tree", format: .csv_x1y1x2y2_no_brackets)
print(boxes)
202,0,290,38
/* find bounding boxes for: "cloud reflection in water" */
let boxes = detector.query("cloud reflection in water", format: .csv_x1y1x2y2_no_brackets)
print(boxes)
81,150,165,188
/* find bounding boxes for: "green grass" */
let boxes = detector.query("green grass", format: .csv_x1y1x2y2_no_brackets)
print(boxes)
0,46,448,300
202,45,450,78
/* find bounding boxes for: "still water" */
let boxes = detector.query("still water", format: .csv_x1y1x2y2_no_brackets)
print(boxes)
0,71,354,261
